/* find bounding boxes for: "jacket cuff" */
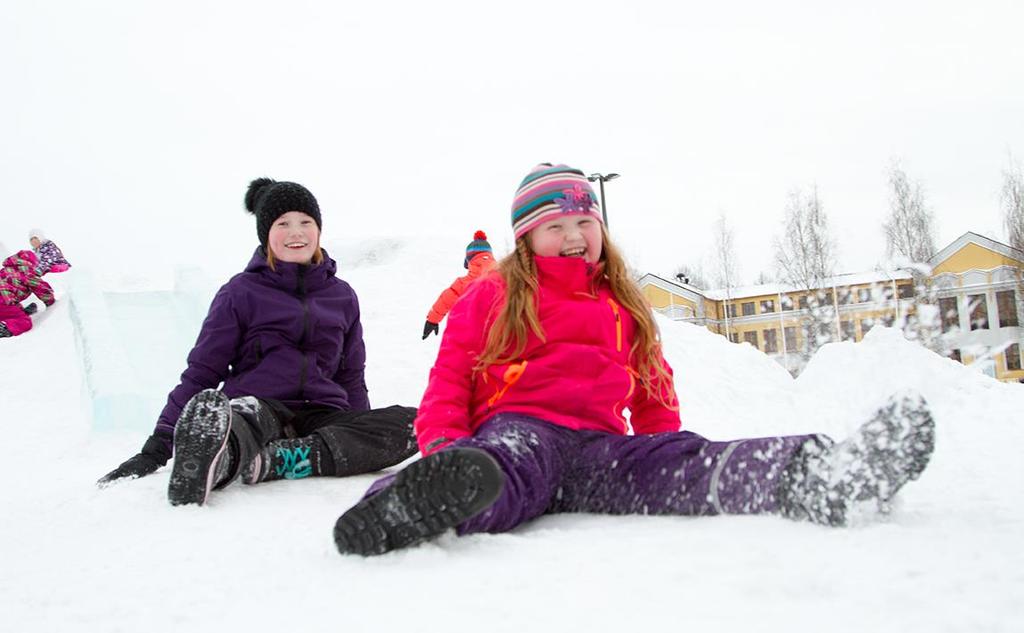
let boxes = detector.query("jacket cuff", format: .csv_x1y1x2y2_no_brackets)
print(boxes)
417,429,470,456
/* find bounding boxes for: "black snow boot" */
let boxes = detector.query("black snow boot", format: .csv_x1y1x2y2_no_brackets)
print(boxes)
0,323,11,338
168,389,235,506
241,436,333,484
334,448,504,556
777,392,935,526
23,303,38,315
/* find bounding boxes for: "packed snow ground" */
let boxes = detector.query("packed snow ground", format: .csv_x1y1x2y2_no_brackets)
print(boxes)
2,235,1022,633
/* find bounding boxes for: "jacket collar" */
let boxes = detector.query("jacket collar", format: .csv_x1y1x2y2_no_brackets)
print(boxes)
534,255,602,295
244,246,338,293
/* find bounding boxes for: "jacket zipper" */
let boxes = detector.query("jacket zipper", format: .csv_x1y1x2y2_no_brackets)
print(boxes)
607,298,622,352
297,266,310,400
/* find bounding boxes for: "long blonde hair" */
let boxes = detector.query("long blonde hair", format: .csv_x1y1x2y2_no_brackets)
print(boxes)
476,227,677,408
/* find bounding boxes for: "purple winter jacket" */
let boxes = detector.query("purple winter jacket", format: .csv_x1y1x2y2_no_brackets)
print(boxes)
153,248,369,442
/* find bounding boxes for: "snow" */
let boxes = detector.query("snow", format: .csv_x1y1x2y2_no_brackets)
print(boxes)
3,235,1023,633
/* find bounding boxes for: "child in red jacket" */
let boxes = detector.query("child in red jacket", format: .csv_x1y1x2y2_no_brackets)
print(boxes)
334,164,936,556
422,230,496,339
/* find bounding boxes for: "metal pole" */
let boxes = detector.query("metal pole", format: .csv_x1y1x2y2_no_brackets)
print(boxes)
598,177,609,227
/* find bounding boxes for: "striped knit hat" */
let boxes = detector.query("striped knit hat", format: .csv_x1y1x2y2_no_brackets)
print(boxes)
464,230,492,268
511,163,603,239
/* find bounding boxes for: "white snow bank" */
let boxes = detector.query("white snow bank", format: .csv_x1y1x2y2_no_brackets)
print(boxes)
2,236,1023,633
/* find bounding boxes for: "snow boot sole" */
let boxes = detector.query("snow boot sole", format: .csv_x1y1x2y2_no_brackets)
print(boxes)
168,389,232,506
780,391,936,526
333,448,504,556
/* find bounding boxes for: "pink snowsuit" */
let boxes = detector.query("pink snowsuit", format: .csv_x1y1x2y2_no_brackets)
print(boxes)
0,250,54,336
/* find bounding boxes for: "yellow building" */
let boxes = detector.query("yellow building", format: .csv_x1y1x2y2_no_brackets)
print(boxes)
638,231,1024,383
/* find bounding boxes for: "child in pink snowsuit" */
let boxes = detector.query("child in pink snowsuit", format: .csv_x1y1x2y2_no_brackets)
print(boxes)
0,250,55,338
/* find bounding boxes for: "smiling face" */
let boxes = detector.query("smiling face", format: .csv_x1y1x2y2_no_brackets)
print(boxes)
527,215,604,263
267,211,320,264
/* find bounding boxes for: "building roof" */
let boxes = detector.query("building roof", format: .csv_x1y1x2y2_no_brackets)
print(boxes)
701,269,915,300
928,231,1024,268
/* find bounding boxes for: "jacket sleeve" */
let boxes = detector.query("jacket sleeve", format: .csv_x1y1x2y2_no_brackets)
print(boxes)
426,275,469,324
415,277,498,455
629,353,682,434
153,285,242,441
333,288,370,412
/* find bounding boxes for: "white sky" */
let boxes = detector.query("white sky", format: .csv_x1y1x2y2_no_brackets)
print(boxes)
3,0,1023,285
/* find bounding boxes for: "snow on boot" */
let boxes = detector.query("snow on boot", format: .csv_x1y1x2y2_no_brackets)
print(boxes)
242,436,329,484
168,389,235,506
778,391,936,526
334,448,504,556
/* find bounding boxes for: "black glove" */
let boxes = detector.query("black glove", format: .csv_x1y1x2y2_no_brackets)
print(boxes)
97,433,172,487
422,320,439,339
23,303,38,315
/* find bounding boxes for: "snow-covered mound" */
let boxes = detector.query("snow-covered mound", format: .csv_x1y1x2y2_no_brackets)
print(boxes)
2,236,1022,633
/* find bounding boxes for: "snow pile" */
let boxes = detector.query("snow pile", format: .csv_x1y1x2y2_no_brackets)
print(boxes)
2,236,1023,633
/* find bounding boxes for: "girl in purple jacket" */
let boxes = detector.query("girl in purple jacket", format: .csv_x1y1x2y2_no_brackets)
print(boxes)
98,178,418,506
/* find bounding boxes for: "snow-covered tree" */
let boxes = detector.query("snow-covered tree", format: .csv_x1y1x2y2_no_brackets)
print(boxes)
883,164,936,264
713,212,739,340
774,186,837,366
1003,160,1024,252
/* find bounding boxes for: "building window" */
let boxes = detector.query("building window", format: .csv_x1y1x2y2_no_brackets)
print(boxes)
841,320,856,341
760,299,776,313
1008,344,1022,371
969,294,988,330
743,331,759,348
939,297,960,333
949,349,962,363
861,318,875,336
857,288,872,303
728,332,739,344
897,283,914,299
798,295,808,310
838,288,853,305
997,290,1018,328
763,328,778,353
727,303,737,318
742,302,755,316
780,295,794,311
784,326,798,351
819,289,835,306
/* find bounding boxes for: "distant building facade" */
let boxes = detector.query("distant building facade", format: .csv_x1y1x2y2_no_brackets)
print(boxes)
639,232,1024,383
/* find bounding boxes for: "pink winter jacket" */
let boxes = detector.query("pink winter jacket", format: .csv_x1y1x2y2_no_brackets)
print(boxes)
414,255,681,455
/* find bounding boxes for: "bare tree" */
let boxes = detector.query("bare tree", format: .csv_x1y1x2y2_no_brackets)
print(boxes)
883,164,936,264
775,186,835,292
713,212,739,340
753,271,774,285
1004,159,1024,251
672,263,709,289
774,186,837,366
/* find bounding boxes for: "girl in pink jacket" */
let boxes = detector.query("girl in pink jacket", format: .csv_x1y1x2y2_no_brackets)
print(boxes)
334,164,936,556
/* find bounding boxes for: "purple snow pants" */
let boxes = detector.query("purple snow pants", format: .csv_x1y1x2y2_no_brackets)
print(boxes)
366,413,825,535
